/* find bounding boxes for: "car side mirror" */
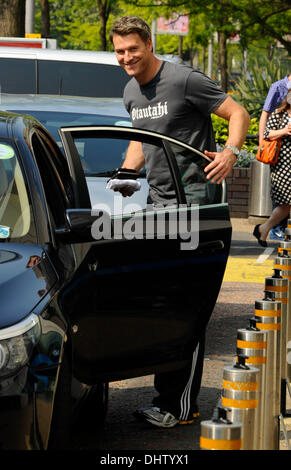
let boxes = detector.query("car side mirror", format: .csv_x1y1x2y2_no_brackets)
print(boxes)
55,208,111,244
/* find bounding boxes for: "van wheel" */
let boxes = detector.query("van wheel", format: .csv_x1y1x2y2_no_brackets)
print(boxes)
47,352,72,449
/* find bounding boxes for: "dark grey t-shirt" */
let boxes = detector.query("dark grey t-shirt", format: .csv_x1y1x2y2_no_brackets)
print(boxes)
123,61,227,204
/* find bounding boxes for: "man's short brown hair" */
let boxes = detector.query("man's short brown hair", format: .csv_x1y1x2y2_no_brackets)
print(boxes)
109,16,152,44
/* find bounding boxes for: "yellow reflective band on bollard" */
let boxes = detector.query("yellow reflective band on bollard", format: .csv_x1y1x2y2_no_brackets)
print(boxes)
273,264,291,271
237,339,267,349
256,323,281,331
221,397,258,409
245,356,267,365
200,436,242,450
275,297,288,304
265,285,288,292
222,379,258,392
278,247,291,254
254,309,281,317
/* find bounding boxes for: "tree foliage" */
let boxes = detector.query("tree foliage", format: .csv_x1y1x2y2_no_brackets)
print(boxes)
32,0,290,92
234,56,290,118
125,0,291,55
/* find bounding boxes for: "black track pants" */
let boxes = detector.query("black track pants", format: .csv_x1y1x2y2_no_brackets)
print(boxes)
152,334,205,420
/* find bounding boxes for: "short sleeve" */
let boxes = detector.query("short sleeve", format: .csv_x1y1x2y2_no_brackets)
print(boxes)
185,71,227,116
263,84,281,113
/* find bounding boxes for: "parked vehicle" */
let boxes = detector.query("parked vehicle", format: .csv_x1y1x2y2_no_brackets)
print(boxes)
0,93,149,215
0,48,130,97
0,108,231,449
0,48,183,98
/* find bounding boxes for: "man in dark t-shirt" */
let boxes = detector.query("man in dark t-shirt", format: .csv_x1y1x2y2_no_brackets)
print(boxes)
123,60,228,204
109,16,250,429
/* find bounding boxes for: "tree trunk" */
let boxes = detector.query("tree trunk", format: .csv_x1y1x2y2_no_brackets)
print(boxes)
202,46,207,74
97,0,111,51
0,0,25,36
178,36,183,58
218,31,228,92
40,0,50,37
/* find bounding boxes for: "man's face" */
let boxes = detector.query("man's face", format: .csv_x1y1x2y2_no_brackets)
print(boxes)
112,33,153,83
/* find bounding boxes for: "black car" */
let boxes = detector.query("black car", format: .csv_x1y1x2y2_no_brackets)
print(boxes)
0,110,231,450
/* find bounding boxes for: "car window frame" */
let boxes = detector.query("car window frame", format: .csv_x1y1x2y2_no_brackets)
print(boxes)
29,127,75,244
58,125,226,211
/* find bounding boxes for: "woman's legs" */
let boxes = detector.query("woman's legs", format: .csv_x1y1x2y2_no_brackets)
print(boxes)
259,204,290,241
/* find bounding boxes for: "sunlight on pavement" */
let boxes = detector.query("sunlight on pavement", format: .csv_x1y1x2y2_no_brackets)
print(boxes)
223,257,275,283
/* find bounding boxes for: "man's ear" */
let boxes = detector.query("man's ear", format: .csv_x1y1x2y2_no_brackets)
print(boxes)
147,37,153,52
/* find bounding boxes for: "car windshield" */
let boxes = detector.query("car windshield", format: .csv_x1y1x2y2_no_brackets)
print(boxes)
11,110,131,145
12,110,132,173
0,141,35,243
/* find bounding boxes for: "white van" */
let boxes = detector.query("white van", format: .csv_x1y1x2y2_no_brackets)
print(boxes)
0,47,130,97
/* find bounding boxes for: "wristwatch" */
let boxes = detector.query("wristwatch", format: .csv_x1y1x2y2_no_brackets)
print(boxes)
223,145,240,157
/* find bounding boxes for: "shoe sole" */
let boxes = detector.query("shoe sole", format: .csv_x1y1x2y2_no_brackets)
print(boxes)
146,418,179,428
134,410,200,427
179,412,200,425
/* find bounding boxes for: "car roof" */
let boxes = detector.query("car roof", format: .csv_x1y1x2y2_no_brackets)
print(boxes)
0,47,184,66
0,94,130,118
0,47,121,64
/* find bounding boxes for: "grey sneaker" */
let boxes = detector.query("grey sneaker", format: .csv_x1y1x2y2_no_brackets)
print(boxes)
134,406,179,428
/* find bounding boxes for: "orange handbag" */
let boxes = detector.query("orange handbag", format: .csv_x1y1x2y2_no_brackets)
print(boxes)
256,138,282,165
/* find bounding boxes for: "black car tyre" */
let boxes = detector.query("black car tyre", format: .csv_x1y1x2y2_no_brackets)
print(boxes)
47,351,73,449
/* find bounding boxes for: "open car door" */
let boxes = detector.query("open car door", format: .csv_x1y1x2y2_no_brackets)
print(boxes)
58,126,232,384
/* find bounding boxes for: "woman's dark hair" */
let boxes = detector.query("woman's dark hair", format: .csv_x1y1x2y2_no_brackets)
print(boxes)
276,89,291,113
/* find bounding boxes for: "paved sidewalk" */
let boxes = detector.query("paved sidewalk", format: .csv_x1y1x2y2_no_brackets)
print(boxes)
75,217,291,451
203,217,291,451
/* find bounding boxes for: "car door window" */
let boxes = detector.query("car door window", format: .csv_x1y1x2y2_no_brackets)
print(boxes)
165,141,223,206
74,136,130,175
59,126,224,216
0,141,36,243
63,132,149,215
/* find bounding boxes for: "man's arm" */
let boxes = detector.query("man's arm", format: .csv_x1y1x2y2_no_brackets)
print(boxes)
122,140,145,171
259,110,270,143
113,140,145,197
204,96,250,184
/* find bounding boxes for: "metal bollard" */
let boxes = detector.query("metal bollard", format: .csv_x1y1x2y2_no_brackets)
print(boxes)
274,250,291,382
278,229,291,256
236,317,268,449
200,406,242,450
221,355,259,450
255,291,281,449
265,269,289,413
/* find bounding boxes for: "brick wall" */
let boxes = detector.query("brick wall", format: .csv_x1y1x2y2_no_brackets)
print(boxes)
226,167,251,218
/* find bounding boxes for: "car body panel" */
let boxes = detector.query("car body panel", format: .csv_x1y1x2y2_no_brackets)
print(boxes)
0,103,231,449
0,244,58,328
58,125,231,383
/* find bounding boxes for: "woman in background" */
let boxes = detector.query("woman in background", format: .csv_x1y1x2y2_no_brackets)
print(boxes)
253,89,291,247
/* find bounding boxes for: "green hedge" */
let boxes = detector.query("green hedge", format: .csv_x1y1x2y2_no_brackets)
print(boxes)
212,114,259,167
